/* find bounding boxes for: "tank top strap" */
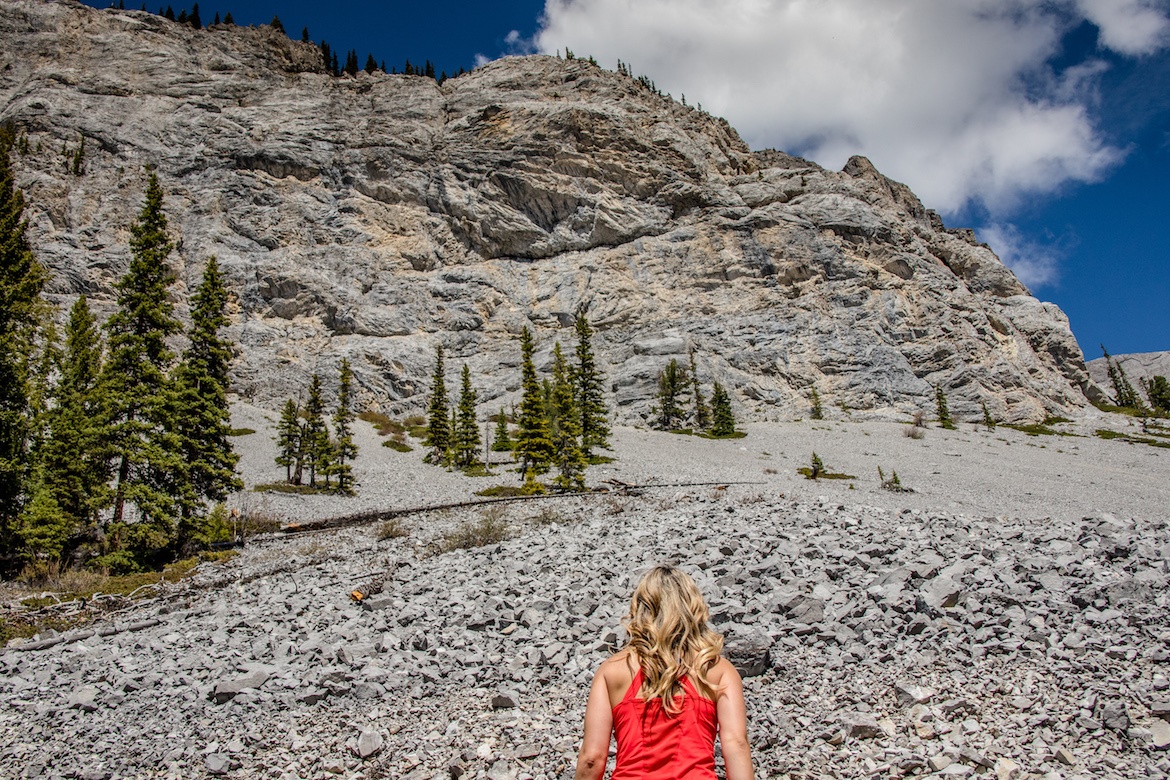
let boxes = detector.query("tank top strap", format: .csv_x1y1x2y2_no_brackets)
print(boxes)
620,668,645,704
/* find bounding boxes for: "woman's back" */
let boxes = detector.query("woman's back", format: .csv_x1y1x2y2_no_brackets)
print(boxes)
607,652,718,779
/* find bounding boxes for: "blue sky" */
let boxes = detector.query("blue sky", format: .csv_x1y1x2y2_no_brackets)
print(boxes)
83,1,1169,358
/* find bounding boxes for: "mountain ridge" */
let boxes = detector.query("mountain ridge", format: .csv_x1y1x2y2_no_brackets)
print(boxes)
0,0,1103,423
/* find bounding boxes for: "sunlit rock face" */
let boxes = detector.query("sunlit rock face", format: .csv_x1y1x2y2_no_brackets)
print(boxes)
0,0,1101,423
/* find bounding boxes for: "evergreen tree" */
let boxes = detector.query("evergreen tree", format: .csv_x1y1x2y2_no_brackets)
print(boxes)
491,407,512,452
331,52,340,77
365,53,378,74
1102,345,1140,408
31,297,108,556
710,382,735,436
934,386,955,429
188,3,200,27
424,344,450,463
275,398,302,483
169,257,242,548
269,14,285,34
302,373,330,488
453,364,480,468
1143,375,1170,415
0,124,47,541
550,343,585,490
223,11,233,25
345,50,359,76
176,9,186,24
212,11,219,25
810,387,824,420
654,358,689,430
689,350,709,431
164,5,175,20
324,359,357,494
981,401,996,429
573,312,608,455
302,26,310,43
515,327,554,481
100,172,183,551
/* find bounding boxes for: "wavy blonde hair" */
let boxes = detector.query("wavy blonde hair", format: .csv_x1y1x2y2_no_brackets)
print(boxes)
624,565,724,714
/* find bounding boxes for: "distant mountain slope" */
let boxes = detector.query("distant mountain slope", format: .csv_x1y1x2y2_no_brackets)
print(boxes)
0,0,1103,422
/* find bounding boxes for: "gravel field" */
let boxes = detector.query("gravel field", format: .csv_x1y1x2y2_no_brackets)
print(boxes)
1,404,1167,780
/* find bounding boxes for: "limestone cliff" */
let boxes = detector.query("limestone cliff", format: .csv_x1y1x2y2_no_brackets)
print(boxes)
0,0,1103,423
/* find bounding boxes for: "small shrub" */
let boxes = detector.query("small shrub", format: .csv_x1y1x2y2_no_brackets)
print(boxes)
604,496,627,515
763,467,778,475
377,519,409,540
904,425,925,440
462,464,494,477
981,402,996,429
739,492,765,505
228,427,256,436
360,410,405,436
586,454,616,465
912,410,926,428
530,507,567,526
475,485,528,498
382,437,413,452
797,452,855,480
878,466,913,493
441,509,511,551
252,482,326,494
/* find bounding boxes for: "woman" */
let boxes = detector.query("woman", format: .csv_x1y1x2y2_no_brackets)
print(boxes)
574,565,754,780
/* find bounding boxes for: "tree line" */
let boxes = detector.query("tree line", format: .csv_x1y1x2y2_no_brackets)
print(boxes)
1101,345,1169,422
272,364,358,495
423,314,610,492
652,353,736,437
0,126,239,576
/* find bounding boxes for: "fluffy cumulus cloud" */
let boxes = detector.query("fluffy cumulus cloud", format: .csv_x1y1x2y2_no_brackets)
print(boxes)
533,0,1168,216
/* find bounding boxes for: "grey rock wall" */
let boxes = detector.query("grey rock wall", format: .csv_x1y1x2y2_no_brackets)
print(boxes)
0,0,1102,423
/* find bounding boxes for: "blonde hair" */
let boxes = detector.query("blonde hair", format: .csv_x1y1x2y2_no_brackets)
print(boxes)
624,565,723,714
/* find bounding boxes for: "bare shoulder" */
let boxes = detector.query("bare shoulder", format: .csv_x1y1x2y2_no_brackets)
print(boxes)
709,657,743,688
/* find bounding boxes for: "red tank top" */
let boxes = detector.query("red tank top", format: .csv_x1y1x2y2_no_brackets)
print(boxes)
610,668,718,779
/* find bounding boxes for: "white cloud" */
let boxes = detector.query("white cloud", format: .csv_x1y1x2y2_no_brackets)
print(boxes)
980,223,1062,289
533,0,1166,215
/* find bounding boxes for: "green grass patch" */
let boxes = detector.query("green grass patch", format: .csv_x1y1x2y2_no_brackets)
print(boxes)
586,454,616,465
359,410,406,436
796,468,856,480
1003,422,1074,437
252,482,328,494
406,425,428,440
475,481,548,497
701,430,747,440
1096,429,1170,449
228,427,256,437
382,438,413,452
462,464,495,477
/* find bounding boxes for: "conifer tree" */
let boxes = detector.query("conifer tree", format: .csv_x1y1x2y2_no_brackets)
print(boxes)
689,350,709,431
188,3,200,27
269,14,285,34
222,11,233,25
302,26,310,43
275,398,302,483
573,312,608,455
365,53,378,74
550,343,585,490
169,257,242,548
0,124,46,540
345,50,359,76
491,407,512,452
101,172,182,546
327,359,357,494
710,382,735,436
1102,345,1140,408
212,11,220,25
302,373,330,488
424,344,450,463
1143,375,1170,415
453,364,480,468
515,327,554,482
30,297,108,555
654,358,689,430
810,387,824,420
935,386,955,429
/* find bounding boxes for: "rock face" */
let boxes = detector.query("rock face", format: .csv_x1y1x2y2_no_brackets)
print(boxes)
0,0,1101,422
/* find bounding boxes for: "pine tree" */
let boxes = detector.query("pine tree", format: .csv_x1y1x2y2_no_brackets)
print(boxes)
935,386,955,429
302,26,310,43
424,344,450,463
491,407,512,452
269,14,285,34
222,11,233,25
365,53,378,74
515,327,554,481
710,382,735,436
0,124,47,542
550,343,585,490
100,172,183,553
164,5,175,20
169,257,242,549
212,11,219,25
453,364,480,468
302,374,330,488
345,50,359,76
810,387,824,420
689,350,709,431
654,358,689,430
573,312,609,455
327,359,357,494
275,398,302,484
188,3,200,27
1101,345,1140,408
31,297,108,555
1143,375,1170,415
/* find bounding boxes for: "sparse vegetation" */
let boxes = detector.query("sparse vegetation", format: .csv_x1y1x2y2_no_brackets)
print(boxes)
1095,429,1170,449
252,482,327,495
798,452,856,480
382,437,412,452
228,427,256,436
440,508,512,551
376,518,409,540
904,424,925,440
878,466,913,493
935,387,955,429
